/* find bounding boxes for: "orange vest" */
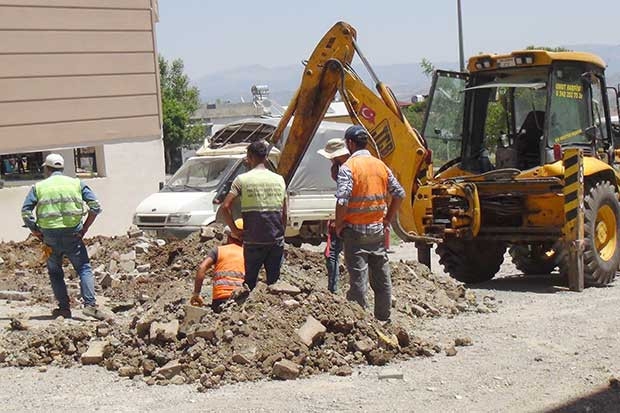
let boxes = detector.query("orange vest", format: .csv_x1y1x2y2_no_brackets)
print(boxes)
344,155,389,225
212,244,245,301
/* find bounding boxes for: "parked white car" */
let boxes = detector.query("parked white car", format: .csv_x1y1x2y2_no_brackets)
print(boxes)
133,118,350,245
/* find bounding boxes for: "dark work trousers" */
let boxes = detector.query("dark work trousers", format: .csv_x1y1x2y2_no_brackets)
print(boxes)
243,241,284,290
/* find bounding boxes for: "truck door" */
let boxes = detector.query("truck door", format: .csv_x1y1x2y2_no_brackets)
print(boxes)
422,70,469,168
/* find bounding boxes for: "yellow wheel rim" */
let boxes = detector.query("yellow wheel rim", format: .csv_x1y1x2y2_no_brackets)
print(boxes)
595,205,617,261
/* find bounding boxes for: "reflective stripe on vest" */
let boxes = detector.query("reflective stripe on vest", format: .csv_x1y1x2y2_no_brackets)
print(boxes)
212,244,245,301
344,156,389,225
238,168,285,213
35,175,84,229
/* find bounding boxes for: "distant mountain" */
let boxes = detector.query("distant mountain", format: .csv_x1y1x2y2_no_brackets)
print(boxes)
195,44,620,105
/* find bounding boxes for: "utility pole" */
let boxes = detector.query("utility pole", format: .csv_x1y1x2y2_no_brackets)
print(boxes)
457,0,465,71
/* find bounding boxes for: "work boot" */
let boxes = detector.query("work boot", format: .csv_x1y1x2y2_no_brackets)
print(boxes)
82,305,111,321
51,307,72,319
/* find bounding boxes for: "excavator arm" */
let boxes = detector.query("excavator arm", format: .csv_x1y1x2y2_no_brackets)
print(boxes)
271,21,431,239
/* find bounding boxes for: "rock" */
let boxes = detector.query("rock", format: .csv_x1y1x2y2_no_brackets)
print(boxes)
0,257,4,267
170,375,185,385
609,376,620,388
136,263,151,273
180,305,209,335
268,282,302,295
455,336,473,347
14,270,26,277
87,242,101,259
135,243,150,254
119,259,135,273
354,338,375,354
272,359,300,380
156,360,183,379
367,350,392,366
108,260,118,274
81,340,108,365
99,273,112,289
120,251,136,262
456,302,469,312
232,353,251,365
476,305,491,314
411,304,428,317
189,325,217,341
296,315,326,347
9,318,29,331
335,365,353,376
378,369,404,380
0,290,30,301
38,366,47,373
136,317,154,337
118,366,140,377
200,227,216,240
127,226,144,238
282,299,300,309
262,352,284,369
142,359,157,376
445,346,458,357
150,320,179,342
396,328,411,347
223,330,234,342
155,239,167,247
212,365,226,376
0,348,7,362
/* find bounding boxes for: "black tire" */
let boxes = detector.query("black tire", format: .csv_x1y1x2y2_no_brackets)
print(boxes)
509,244,557,275
436,240,506,283
559,181,620,286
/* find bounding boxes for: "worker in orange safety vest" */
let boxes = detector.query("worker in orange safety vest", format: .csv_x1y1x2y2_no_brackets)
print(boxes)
191,219,245,312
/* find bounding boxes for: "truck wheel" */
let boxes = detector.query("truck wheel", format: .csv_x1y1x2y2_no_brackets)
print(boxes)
509,244,557,275
570,181,620,286
436,240,505,283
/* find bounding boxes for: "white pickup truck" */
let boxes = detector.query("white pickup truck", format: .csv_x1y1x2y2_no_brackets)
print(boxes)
133,118,349,245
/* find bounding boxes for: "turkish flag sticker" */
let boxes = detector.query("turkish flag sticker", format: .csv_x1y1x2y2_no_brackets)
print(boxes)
360,104,376,124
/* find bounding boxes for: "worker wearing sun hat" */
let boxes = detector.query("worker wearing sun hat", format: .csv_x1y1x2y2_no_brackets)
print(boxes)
191,218,245,312
317,138,350,293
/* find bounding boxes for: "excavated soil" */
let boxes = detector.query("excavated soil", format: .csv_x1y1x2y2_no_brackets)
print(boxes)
0,228,490,390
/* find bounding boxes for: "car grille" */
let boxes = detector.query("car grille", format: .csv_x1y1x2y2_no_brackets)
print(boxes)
138,215,167,224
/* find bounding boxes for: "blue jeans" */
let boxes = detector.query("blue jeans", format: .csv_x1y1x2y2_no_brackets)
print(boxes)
325,232,343,293
42,228,96,308
243,242,284,290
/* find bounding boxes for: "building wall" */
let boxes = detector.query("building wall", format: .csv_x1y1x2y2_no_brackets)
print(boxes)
0,139,165,242
0,0,161,154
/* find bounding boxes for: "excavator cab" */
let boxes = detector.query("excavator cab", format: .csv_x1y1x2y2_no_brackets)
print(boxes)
424,53,617,176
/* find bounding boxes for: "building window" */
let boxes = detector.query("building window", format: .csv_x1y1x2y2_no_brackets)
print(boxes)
74,147,99,177
0,152,45,184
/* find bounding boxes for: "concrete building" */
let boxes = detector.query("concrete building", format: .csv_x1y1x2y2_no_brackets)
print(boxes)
0,0,164,242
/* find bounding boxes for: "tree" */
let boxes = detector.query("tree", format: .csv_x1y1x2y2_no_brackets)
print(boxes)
159,55,204,173
525,45,572,52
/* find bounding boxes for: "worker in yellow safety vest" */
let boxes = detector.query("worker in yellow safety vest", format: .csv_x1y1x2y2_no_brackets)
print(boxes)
191,219,245,312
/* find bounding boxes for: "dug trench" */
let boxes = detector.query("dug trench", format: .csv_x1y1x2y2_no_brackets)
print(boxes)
0,227,493,390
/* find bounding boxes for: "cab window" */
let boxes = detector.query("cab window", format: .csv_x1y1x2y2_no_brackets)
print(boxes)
549,64,589,145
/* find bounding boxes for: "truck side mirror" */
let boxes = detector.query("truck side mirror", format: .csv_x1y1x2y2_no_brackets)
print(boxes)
158,181,164,190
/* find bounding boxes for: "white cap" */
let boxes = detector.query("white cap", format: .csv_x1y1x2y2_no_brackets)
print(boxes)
317,138,350,160
42,153,64,169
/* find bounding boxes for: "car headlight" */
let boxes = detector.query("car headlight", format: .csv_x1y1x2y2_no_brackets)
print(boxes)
167,213,191,224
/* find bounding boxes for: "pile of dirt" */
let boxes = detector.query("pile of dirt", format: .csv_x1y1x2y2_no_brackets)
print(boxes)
0,228,490,389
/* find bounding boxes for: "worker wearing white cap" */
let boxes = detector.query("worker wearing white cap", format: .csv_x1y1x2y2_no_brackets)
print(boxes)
21,153,105,320
191,218,246,312
317,138,350,293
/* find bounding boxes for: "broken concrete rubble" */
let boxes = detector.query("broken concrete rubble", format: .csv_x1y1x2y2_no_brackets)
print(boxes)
272,359,301,380
296,315,326,347
81,341,108,365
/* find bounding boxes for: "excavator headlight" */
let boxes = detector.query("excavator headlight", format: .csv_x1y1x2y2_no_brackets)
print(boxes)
475,62,483,70
515,57,523,65
482,60,492,68
525,56,534,64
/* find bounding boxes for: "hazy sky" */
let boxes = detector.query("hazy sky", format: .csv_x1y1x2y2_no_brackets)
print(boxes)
157,0,620,78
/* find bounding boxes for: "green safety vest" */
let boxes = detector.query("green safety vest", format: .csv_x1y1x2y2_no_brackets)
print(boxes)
238,168,285,213
35,175,84,229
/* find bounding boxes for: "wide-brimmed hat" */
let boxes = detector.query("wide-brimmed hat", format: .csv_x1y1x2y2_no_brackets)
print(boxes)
317,138,350,159
41,153,64,169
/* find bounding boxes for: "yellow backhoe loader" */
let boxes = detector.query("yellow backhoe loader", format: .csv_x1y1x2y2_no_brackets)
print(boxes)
271,21,620,288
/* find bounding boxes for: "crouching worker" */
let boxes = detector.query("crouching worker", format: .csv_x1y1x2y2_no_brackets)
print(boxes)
191,219,245,312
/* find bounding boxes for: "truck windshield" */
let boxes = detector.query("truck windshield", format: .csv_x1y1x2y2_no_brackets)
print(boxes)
163,158,237,192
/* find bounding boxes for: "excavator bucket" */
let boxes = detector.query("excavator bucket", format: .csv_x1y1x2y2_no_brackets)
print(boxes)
273,22,356,184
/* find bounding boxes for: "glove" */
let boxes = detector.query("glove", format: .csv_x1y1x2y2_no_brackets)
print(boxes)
41,245,52,262
190,294,204,307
